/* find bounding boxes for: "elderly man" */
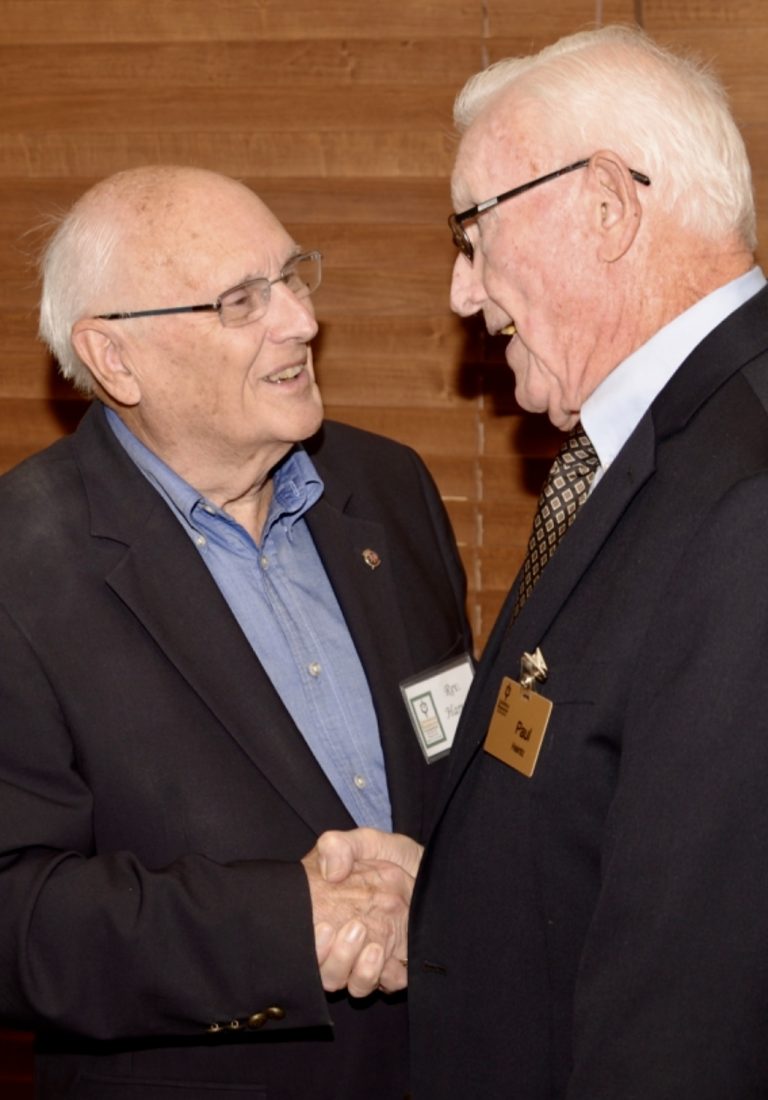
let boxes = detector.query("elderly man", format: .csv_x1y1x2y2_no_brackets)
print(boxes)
320,24,768,1098
0,166,471,1099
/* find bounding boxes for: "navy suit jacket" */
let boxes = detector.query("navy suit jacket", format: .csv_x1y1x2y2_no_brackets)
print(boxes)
410,286,768,1099
0,403,470,1100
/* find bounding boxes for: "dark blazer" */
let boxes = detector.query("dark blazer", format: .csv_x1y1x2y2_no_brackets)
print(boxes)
0,403,471,1100
409,286,768,1099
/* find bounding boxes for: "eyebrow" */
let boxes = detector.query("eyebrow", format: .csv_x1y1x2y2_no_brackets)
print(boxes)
236,246,304,286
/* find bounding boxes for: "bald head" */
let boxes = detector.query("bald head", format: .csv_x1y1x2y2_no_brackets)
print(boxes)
42,164,323,492
85,166,278,288
39,166,284,393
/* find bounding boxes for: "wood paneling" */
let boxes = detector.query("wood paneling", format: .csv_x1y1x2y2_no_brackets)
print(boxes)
0,1,482,43
0,0,765,629
1,0,767,1089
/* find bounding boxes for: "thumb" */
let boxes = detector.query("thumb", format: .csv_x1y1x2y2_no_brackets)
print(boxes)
317,830,357,882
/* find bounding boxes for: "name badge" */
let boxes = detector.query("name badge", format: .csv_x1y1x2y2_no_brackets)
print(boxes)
400,653,474,762
483,649,552,778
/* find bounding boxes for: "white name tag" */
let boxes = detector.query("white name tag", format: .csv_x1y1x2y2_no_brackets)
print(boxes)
400,654,475,762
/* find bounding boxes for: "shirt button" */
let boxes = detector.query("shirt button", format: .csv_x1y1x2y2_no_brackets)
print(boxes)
260,555,269,569
195,534,207,547
203,505,215,515
353,775,367,790
308,662,321,677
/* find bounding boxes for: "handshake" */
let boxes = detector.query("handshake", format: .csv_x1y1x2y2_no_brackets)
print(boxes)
301,828,423,999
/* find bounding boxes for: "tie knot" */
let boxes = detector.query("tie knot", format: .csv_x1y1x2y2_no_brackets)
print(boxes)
554,424,599,475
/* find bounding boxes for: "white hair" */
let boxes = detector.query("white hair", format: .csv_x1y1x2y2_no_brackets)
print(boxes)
38,204,121,395
454,25,756,248
38,165,227,396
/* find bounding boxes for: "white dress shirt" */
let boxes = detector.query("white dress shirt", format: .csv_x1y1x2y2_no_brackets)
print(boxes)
581,266,766,489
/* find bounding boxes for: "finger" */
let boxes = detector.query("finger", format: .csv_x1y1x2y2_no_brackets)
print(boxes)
314,921,335,966
317,830,357,882
378,956,408,993
361,858,416,902
352,832,424,879
316,828,424,882
317,919,367,992
347,941,386,999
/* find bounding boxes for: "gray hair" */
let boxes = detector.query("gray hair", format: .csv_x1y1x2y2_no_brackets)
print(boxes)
454,25,756,249
38,203,121,395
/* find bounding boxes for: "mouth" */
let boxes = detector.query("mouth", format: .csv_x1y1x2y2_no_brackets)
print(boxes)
263,363,306,384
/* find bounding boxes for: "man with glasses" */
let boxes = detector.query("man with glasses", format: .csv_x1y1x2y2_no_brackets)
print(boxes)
317,24,768,1098
0,165,471,1099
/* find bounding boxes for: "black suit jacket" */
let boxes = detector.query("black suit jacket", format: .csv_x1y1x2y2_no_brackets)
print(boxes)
0,404,470,1100
410,286,768,1099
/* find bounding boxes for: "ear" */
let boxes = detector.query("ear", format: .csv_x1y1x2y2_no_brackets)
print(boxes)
589,151,643,263
71,319,142,406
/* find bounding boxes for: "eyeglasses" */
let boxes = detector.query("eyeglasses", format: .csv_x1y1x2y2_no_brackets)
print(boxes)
448,159,651,262
96,250,323,327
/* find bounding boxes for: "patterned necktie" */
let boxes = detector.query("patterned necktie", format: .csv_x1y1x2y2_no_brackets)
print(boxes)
512,423,599,618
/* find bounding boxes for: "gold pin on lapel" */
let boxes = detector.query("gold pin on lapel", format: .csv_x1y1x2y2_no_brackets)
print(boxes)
362,548,381,570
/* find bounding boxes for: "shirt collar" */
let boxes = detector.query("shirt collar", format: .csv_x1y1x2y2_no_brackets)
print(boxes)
104,406,323,532
581,266,767,476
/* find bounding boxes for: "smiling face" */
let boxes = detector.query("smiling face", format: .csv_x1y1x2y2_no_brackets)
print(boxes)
449,100,620,430
75,168,324,486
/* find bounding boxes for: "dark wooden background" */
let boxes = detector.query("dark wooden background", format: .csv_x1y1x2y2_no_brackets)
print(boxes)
1,1,766,1091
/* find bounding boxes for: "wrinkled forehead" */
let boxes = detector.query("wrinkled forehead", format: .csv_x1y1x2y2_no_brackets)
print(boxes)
99,172,295,296
451,94,544,207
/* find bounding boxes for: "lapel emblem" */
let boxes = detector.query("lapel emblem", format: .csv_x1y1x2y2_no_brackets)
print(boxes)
362,548,381,570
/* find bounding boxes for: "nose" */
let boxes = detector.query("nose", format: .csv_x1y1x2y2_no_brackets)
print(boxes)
269,282,319,342
450,253,485,317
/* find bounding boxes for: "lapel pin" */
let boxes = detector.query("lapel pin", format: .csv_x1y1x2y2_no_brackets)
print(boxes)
362,548,381,570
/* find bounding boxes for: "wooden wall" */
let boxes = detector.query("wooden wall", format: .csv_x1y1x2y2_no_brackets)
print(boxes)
0,0,767,1088
2,1,767,646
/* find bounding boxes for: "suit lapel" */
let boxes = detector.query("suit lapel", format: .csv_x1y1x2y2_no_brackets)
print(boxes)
75,405,354,837
440,284,768,808
508,417,657,657
306,490,425,837
653,282,768,438
443,415,657,795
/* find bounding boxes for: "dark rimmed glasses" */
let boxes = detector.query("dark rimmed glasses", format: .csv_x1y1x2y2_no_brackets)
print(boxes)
96,250,323,328
449,160,651,262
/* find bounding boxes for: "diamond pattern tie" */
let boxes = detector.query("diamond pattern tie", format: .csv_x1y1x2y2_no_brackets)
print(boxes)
512,423,599,618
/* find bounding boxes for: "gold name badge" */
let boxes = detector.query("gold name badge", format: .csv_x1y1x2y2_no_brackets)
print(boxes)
483,675,553,779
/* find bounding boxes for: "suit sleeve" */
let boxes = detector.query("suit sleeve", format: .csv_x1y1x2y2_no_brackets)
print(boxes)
0,604,331,1040
569,475,768,1097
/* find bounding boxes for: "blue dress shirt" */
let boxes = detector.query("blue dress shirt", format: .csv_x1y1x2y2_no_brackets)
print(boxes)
106,408,392,830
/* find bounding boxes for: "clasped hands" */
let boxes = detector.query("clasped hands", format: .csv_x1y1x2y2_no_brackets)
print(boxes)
301,827,423,999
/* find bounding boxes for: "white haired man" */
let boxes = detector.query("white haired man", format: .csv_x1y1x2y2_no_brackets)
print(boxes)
317,25,768,1098
0,165,471,1099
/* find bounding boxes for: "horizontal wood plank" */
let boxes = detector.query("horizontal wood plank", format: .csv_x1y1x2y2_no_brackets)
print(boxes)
0,0,766,676
486,0,633,36
0,41,483,90
0,132,460,179
2,87,458,133
0,0,484,43
0,177,454,227
642,0,768,31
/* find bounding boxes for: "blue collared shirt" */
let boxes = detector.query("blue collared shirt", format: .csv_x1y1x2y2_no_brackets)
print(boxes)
106,408,392,830
582,266,767,487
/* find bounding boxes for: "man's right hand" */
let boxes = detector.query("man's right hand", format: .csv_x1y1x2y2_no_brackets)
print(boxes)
301,829,424,999
317,827,423,883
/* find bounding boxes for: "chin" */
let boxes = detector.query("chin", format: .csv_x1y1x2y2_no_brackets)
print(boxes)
513,382,548,418
296,403,324,442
